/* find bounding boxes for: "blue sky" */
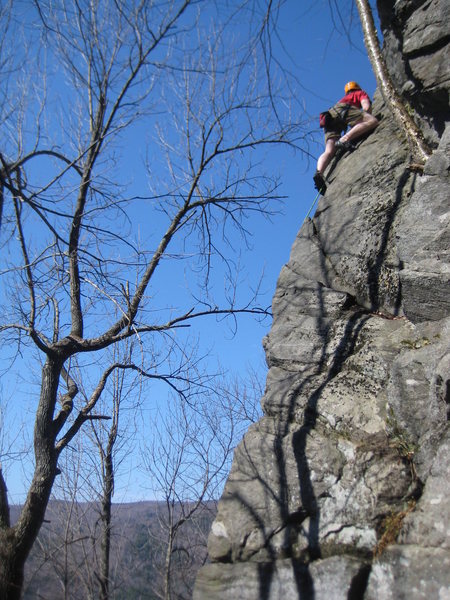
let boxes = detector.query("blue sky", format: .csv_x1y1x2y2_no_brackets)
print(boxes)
120,0,378,501
1,0,379,504
188,0,378,373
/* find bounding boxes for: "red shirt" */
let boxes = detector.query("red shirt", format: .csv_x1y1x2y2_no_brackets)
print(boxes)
338,89,370,108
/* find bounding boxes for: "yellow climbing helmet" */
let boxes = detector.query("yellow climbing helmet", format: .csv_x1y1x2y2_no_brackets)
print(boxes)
345,81,361,94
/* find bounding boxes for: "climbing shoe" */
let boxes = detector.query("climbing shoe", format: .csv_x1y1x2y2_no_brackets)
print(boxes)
313,171,326,194
335,140,356,153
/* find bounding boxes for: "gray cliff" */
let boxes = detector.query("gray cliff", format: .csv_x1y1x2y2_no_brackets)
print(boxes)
195,0,450,598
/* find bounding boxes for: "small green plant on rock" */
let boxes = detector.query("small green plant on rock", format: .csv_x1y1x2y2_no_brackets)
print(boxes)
400,336,430,350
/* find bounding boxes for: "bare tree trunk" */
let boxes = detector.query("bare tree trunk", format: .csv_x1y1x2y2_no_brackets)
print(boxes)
0,358,62,599
0,562,22,600
0,553,22,600
99,452,113,600
94,363,124,600
355,0,432,161
164,518,174,600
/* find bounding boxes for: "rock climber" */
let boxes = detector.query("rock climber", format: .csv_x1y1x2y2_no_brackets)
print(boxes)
313,81,379,193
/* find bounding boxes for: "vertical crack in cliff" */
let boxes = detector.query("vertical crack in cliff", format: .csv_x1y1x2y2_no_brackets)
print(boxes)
366,168,414,314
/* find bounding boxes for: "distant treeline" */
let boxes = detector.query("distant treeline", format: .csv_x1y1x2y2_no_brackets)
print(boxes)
11,500,216,599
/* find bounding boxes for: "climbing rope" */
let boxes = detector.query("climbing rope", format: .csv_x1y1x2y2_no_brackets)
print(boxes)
302,189,321,226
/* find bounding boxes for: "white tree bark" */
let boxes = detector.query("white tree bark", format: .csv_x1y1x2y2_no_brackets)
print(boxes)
355,0,432,162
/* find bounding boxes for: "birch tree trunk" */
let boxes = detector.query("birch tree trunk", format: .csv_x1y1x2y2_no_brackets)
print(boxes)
355,0,432,161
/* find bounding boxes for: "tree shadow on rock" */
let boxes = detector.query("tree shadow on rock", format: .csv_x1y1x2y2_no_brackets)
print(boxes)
367,168,416,314
227,295,370,599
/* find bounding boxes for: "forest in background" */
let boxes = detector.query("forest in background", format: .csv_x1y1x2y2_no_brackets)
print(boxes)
13,500,215,600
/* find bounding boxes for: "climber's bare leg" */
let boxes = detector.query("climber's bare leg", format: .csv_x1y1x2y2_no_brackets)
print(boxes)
317,138,337,174
340,113,378,143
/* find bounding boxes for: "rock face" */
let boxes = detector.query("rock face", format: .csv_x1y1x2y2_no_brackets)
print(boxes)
378,0,450,143
194,1,450,598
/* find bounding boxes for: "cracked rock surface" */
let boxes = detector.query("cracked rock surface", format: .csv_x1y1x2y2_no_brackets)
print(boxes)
194,0,449,597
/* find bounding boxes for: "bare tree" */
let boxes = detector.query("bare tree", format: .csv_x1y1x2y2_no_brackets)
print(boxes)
354,0,432,161
85,346,140,600
20,441,96,600
141,376,261,600
91,376,122,600
0,1,300,597
22,365,263,599
23,356,138,600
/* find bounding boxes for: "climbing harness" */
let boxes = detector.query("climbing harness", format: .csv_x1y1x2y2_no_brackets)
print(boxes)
319,103,351,135
329,104,351,128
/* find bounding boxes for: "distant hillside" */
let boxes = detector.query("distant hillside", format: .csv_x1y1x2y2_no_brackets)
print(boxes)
11,500,216,599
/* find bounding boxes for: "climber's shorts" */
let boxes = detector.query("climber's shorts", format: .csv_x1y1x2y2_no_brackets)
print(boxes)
324,125,343,143
324,104,365,142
